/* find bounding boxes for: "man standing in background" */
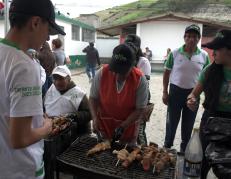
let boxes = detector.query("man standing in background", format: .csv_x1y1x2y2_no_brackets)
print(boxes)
145,47,152,61
82,42,100,82
162,24,210,152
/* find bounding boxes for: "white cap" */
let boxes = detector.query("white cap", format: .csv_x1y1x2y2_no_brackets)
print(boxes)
52,65,71,77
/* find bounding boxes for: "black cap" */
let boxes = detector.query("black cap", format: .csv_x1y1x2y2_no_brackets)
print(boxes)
185,24,201,37
109,44,136,74
202,29,231,50
9,0,66,36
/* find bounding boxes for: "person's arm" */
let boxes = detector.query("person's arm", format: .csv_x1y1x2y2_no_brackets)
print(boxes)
162,69,171,105
89,68,101,131
82,46,88,53
120,108,145,129
72,95,92,125
162,52,174,105
65,56,71,65
9,116,52,149
120,76,148,129
96,50,100,65
89,97,100,132
203,54,211,69
187,82,203,111
187,64,207,111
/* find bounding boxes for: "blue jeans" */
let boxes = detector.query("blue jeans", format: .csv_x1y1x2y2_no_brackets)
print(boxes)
164,84,199,152
86,63,96,79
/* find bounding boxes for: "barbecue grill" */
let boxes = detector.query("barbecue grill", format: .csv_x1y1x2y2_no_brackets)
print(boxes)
56,135,176,179
44,123,74,179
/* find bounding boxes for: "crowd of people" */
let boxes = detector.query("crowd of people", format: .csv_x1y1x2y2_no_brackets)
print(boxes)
0,0,231,178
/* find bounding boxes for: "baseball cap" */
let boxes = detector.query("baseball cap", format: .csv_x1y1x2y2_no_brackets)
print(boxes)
52,65,71,77
9,0,66,36
202,29,231,50
185,24,201,37
109,44,136,74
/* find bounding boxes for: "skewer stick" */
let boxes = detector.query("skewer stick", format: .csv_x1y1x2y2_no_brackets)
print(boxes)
152,165,156,174
115,143,128,167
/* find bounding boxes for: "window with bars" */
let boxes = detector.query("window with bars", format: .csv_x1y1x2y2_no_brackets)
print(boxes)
72,25,80,41
82,28,95,42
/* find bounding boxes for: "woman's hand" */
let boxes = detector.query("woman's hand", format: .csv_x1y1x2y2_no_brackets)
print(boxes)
43,115,52,137
187,95,198,111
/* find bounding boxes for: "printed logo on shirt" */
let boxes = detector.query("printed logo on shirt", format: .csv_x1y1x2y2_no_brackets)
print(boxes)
220,81,231,106
71,94,78,100
191,59,204,66
14,86,41,97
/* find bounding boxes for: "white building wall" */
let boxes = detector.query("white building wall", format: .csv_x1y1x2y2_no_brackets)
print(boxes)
96,38,119,58
137,20,203,61
49,20,89,56
0,21,5,38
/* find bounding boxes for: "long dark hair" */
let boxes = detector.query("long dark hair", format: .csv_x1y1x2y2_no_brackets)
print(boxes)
203,62,224,113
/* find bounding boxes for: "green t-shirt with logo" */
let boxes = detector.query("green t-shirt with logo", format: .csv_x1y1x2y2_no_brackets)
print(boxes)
199,65,231,112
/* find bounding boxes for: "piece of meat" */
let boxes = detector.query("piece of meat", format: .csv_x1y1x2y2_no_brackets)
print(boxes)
135,153,143,161
50,127,60,135
87,140,111,156
122,148,141,168
155,161,165,173
151,150,175,174
141,145,159,171
113,149,129,161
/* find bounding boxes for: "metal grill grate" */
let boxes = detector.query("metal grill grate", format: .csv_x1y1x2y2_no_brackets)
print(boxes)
57,135,176,179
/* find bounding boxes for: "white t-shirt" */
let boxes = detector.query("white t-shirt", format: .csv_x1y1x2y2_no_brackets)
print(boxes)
167,48,209,89
44,84,86,116
137,56,151,76
32,58,46,86
40,65,46,86
0,41,44,179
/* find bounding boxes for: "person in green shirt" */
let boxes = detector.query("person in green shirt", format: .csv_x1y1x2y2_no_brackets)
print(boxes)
187,29,231,179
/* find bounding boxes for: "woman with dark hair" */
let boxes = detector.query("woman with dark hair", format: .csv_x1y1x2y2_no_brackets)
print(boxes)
187,29,231,179
89,44,148,145
125,34,152,146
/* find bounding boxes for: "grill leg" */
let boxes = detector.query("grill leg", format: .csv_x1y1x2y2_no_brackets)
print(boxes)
56,170,60,179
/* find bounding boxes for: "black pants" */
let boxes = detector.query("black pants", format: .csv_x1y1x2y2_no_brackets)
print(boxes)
164,84,198,152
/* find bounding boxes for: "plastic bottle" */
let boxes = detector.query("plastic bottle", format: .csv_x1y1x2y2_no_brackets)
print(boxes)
175,152,187,179
206,168,218,179
183,128,203,178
